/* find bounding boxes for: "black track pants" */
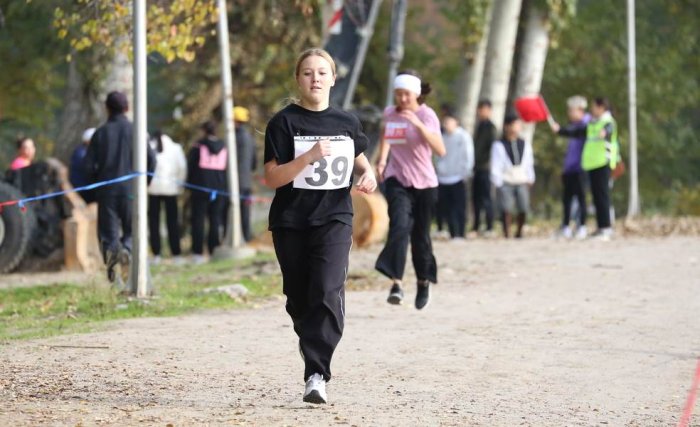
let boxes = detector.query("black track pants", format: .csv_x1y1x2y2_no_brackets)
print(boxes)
97,194,132,261
272,221,352,382
561,172,587,228
437,180,467,238
190,192,225,255
588,166,611,229
148,195,181,256
375,178,438,283
471,170,494,232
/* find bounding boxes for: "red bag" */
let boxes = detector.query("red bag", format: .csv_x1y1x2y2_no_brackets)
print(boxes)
514,95,550,123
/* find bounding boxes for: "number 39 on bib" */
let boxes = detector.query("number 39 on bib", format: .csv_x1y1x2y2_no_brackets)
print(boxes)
293,136,355,190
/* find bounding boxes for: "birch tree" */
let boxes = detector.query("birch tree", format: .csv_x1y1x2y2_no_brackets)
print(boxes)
479,0,523,134
514,0,576,145
446,0,493,135
513,3,549,145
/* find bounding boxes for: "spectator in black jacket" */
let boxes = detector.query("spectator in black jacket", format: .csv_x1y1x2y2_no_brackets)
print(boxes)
83,91,156,284
471,99,496,236
187,120,228,263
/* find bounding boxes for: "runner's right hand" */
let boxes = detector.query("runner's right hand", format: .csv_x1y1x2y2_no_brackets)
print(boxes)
307,139,332,163
376,162,386,183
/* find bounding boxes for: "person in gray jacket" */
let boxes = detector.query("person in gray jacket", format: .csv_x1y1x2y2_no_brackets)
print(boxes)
234,106,257,242
435,111,474,239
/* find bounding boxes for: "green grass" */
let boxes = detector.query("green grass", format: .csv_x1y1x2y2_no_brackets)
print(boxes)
0,252,281,342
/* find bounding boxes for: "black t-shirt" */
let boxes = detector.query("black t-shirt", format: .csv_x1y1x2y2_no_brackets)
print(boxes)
264,103,369,230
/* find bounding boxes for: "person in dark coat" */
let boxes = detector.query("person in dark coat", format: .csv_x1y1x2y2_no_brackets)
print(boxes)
83,91,156,283
187,120,228,262
234,106,257,242
471,99,496,235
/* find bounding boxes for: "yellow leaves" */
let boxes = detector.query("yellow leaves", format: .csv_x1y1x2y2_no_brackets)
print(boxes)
54,0,217,63
72,36,93,50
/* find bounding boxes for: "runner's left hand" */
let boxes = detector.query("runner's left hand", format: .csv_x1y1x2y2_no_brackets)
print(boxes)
355,170,377,194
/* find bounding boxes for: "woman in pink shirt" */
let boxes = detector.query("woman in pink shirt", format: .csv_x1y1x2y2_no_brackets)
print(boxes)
375,70,445,310
10,137,36,170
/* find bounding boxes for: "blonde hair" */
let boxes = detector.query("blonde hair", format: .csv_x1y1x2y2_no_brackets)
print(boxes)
295,48,336,77
567,95,588,111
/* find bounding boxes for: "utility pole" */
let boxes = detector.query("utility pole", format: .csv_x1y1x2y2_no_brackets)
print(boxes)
626,0,640,217
385,0,407,107
214,0,254,260
342,0,383,110
129,0,151,297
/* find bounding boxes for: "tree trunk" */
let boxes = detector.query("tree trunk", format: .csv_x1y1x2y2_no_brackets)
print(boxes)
456,2,493,136
514,3,550,145
102,49,134,121
53,60,103,164
479,0,523,135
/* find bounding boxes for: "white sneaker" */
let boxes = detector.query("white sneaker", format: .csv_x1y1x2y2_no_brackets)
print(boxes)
191,255,207,265
150,255,162,265
556,226,572,240
575,226,588,240
303,373,327,404
591,227,613,241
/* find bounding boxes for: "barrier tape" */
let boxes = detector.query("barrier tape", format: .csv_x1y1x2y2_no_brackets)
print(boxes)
0,171,273,213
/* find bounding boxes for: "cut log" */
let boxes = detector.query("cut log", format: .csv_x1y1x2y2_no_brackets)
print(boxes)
351,190,389,247
45,158,103,272
63,202,102,272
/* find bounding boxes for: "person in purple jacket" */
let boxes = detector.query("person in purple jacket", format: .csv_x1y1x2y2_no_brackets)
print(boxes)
558,95,590,239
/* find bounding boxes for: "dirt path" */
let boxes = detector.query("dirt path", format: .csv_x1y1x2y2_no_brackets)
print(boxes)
1,236,699,426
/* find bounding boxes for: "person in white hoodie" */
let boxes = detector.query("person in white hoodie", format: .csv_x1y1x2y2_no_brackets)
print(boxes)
435,112,474,239
490,113,535,238
148,131,187,263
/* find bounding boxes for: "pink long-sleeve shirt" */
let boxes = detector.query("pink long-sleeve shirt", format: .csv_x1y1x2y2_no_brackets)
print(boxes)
382,104,441,189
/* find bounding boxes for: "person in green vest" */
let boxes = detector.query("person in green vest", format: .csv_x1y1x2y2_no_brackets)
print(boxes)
549,97,618,241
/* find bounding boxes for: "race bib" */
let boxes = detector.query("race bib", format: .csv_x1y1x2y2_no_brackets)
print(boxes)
384,121,408,145
293,135,355,190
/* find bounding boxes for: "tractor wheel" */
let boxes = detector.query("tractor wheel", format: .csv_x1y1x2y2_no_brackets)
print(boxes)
0,182,35,274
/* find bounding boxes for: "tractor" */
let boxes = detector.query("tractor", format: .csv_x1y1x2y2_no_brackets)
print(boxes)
0,159,101,274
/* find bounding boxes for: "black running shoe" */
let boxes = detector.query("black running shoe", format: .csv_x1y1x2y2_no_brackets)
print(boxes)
415,282,430,310
105,249,119,283
118,248,131,284
387,283,404,305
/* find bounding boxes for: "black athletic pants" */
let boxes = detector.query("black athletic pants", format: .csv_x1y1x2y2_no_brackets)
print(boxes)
437,180,467,238
272,221,352,382
240,188,253,242
148,195,181,256
472,170,494,232
97,194,132,261
588,165,611,229
375,178,438,283
190,192,225,255
561,172,587,228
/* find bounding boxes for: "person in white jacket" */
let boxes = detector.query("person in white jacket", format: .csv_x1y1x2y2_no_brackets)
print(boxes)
435,112,474,239
490,114,535,238
148,131,187,263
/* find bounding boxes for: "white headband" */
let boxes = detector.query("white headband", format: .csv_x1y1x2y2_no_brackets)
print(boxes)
394,74,422,96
